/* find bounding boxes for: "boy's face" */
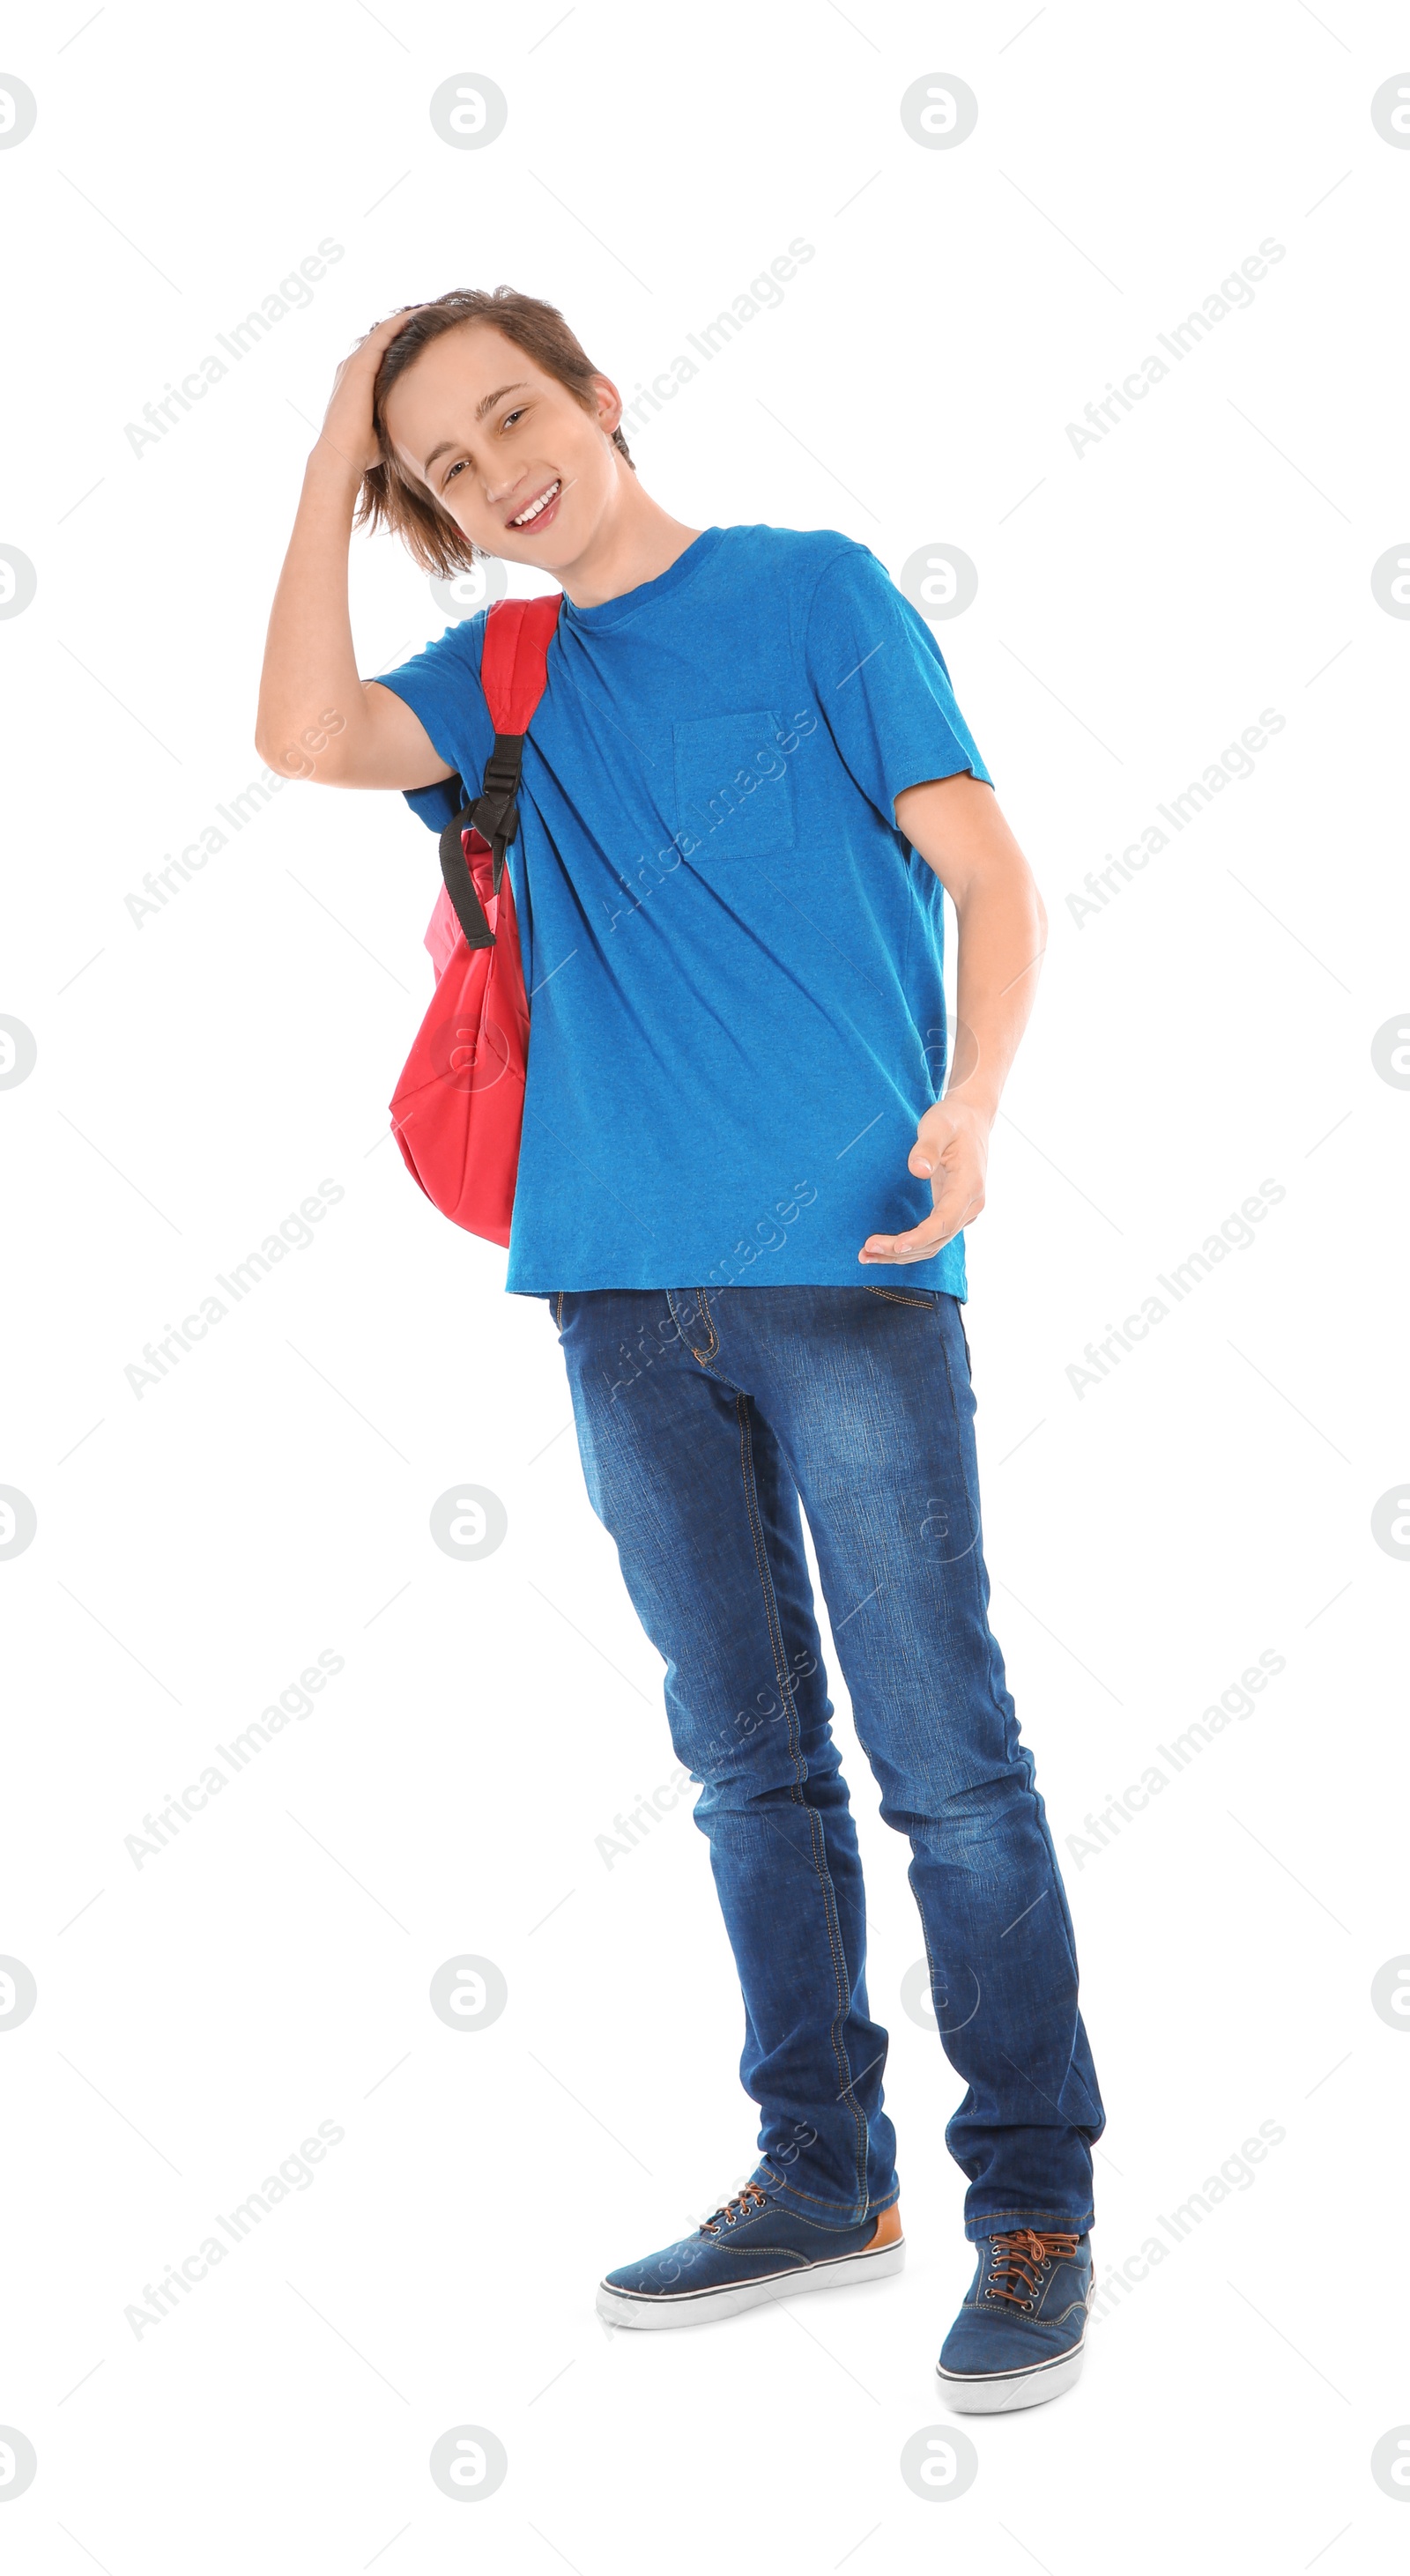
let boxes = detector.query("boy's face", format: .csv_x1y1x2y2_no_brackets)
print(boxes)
381,322,625,571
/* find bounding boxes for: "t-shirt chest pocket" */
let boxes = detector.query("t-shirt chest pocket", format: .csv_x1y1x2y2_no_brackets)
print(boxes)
672,710,798,860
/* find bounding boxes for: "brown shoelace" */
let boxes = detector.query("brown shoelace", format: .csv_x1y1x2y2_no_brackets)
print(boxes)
984,2228,1080,2306
701,2183,768,2235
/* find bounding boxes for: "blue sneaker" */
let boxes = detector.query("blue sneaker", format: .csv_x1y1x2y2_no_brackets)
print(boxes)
597,2180,905,2329
936,2229,1092,2411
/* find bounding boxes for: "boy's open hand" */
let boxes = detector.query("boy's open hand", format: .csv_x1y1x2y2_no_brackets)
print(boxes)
316,308,422,480
858,1095,991,1266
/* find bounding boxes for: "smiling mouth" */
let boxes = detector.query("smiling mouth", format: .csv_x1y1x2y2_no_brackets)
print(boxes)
507,478,561,529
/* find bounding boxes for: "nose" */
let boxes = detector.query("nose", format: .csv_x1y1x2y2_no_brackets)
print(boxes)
484,465,525,513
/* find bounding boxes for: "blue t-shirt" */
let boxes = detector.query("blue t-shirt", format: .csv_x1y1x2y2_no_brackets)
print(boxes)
376,524,991,1299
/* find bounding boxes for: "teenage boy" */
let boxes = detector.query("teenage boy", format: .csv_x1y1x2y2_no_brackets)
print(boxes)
256,287,1105,2411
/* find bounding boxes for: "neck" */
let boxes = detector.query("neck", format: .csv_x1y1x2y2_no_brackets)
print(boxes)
553,470,702,610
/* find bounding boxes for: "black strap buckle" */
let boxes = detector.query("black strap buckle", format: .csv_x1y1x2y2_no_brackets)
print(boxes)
437,730,526,951
469,731,525,854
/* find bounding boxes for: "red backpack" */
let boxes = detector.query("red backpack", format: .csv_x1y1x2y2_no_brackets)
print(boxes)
390,592,561,1244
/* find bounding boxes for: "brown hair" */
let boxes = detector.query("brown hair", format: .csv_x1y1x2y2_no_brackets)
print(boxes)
355,285,634,574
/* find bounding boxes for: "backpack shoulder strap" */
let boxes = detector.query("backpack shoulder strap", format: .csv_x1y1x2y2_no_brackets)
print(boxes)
479,588,561,732
438,591,561,951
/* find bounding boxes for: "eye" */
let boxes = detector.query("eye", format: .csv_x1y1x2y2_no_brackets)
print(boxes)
501,407,526,430
442,459,466,486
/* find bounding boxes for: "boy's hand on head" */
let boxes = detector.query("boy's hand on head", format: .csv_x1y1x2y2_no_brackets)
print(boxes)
316,307,421,481
858,1095,991,1266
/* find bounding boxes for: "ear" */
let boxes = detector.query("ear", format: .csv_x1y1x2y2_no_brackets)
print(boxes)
590,373,624,437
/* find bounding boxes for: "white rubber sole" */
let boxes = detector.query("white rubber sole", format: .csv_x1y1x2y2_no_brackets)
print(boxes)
597,2232,906,2330
936,2337,1086,2413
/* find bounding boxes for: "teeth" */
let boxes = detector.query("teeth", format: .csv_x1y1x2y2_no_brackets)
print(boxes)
511,480,560,528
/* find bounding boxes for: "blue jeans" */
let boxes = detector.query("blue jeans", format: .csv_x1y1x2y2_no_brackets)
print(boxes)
553,1283,1104,2242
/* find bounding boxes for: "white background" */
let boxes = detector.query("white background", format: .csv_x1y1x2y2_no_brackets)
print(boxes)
2,1,1407,2567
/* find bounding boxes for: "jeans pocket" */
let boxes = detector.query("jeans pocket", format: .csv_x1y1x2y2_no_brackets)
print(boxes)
864,1283,939,1312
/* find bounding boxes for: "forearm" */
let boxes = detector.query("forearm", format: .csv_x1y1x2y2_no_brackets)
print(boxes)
946,857,1047,1124
255,444,367,778
894,772,1047,1125
859,774,1046,1260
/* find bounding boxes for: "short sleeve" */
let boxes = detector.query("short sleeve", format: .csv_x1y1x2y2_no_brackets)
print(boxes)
373,612,494,833
804,544,991,826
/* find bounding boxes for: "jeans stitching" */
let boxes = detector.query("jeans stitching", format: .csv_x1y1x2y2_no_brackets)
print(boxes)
931,1298,1102,2175
732,1389,871,2216
865,1284,934,1310
768,2175,901,2219
934,1308,1007,1745
767,2173,899,2217
693,1287,718,1361
968,2209,1094,2226
674,1290,723,1374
